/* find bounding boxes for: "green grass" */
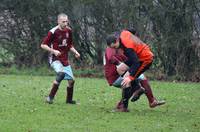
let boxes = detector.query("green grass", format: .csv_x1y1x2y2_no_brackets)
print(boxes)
0,75,200,132
0,65,104,78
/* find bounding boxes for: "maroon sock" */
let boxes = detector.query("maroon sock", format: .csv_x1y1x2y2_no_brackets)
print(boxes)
49,83,59,99
140,80,155,103
67,87,74,102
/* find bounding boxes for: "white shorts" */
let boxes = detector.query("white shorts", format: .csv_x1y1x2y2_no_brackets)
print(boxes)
51,60,74,80
112,73,145,88
112,76,123,88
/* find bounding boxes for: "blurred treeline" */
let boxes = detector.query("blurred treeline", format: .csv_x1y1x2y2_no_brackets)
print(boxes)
0,0,199,81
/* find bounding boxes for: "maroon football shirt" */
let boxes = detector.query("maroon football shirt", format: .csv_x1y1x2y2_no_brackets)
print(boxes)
42,26,73,66
104,47,127,85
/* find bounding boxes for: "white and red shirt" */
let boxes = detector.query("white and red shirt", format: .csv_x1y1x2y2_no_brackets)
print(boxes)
42,26,73,66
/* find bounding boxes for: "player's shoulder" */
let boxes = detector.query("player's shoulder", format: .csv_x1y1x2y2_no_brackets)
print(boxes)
66,26,72,30
120,30,132,37
120,30,132,43
49,26,59,34
66,26,72,33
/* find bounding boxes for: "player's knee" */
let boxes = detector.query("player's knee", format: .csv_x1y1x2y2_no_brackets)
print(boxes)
117,63,129,75
56,72,65,84
68,80,75,87
137,74,146,81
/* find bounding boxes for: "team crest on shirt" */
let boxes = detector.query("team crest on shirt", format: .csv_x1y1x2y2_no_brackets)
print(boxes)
59,39,68,47
58,33,68,47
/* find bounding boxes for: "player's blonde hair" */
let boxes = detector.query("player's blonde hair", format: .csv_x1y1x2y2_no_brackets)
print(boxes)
57,13,68,20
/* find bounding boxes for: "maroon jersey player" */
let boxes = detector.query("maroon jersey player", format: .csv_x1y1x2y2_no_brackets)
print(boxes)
41,13,80,104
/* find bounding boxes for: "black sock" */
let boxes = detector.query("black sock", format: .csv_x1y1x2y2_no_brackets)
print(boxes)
122,87,132,108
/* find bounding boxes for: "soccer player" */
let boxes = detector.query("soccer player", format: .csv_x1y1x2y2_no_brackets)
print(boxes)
104,47,145,112
104,33,165,111
115,60,165,108
106,29,153,88
41,13,80,104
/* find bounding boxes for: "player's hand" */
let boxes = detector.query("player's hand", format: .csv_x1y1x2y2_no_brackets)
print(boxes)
53,50,61,56
121,77,131,87
74,52,80,59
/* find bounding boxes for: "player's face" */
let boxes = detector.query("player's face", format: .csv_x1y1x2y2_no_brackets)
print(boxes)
58,16,69,29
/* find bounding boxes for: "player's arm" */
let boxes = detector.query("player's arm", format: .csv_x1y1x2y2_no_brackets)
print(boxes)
41,32,61,56
124,48,140,79
121,48,142,87
41,44,61,57
70,47,80,58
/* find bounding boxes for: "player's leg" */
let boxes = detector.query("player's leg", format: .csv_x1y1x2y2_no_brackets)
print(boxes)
138,74,154,104
124,59,153,103
116,62,165,108
130,79,145,102
112,72,131,112
116,63,145,102
114,63,141,111
46,61,65,104
139,75,165,108
66,79,76,104
116,62,129,75
114,70,143,112
63,65,76,104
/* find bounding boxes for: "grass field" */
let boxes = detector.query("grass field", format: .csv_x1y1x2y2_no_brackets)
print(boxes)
0,74,200,132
